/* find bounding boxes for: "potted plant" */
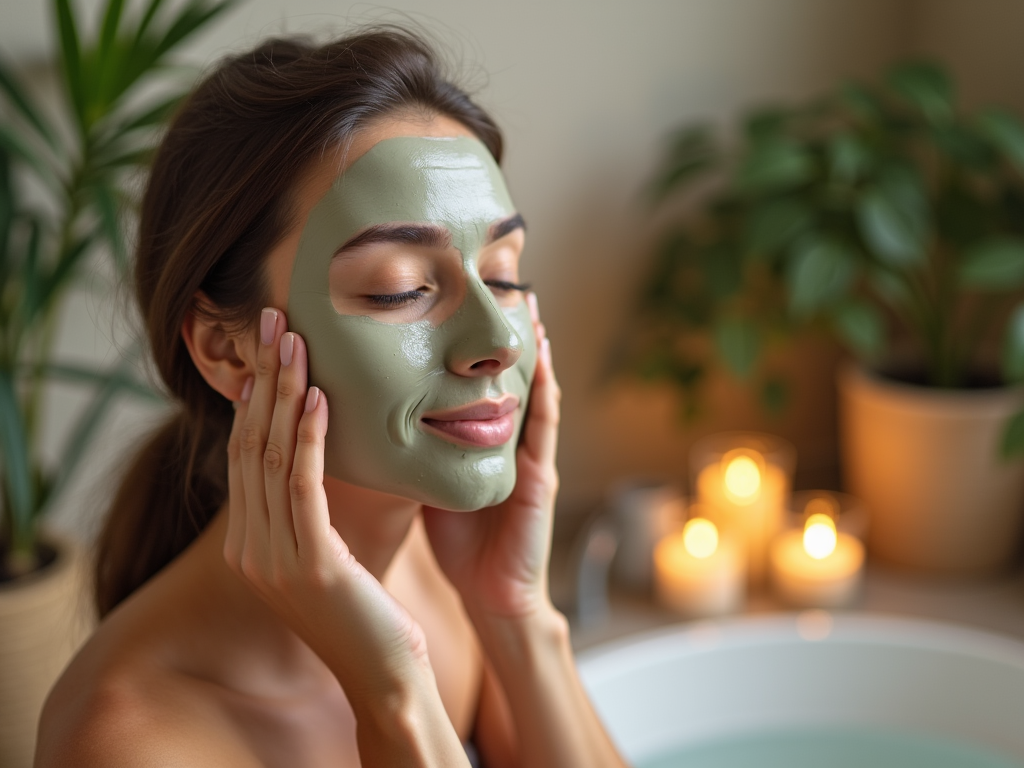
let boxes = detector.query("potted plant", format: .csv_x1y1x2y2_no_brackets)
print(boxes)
0,1,234,763
628,60,1024,575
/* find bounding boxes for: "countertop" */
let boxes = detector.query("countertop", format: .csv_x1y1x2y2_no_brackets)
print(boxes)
568,563,1024,652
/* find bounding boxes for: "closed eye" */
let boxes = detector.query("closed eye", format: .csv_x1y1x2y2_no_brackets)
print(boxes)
366,289,425,308
485,280,531,293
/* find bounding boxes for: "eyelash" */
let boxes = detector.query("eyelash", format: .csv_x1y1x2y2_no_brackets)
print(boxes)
366,280,531,308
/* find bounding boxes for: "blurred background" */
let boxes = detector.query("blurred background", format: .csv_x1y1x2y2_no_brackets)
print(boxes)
3,0,1024,537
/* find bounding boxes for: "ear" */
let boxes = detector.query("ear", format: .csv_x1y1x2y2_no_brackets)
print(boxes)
181,295,255,402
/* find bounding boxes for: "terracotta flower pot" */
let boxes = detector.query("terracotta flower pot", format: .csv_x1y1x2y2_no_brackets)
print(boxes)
838,364,1024,574
0,536,91,768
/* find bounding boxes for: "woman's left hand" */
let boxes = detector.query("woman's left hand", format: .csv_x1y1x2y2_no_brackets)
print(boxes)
422,293,560,620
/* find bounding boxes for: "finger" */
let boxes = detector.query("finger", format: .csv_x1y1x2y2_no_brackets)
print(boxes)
290,386,335,561
224,380,253,568
521,332,560,469
240,307,285,559
263,331,308,553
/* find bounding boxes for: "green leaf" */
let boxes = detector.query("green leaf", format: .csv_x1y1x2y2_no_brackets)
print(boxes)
19,216,43,324
29,361,162,402
832,299,885,359
648,125,717,203
856,176,928,266
714,317,760,379
737,139,815,193
887,60,953,122
828,132,872,184
959,238,1024,289
744,198,812,255
91,184,127,275
786,237,859,317
54,0,87,129
107,92,185,139
135,0,166,42
152,0,237,61
759,376,789,415
1001,303,1024,383
94,0,126,108
700,242,743,299
0,371,35,549
0,57,58,149
0,123,62,194
27,233,95,325
1000,408,1024,459
840,83,885,123
977,109,1024,172
743,107,788,142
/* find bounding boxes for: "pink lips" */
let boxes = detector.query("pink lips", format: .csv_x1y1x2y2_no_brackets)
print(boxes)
421,396,520,448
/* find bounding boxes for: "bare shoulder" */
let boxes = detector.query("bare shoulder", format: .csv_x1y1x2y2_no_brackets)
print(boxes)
37,650,257,768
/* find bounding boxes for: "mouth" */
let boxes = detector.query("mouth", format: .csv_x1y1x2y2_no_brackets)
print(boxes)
420,395,520,448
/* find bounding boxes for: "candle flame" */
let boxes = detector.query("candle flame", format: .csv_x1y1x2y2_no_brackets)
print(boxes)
804,495,838,519
722,450,762,505
803,513,837,560
683,518,718,559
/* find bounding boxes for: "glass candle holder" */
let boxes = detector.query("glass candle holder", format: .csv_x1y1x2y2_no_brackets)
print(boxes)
689,432,797,587
770,490,866,609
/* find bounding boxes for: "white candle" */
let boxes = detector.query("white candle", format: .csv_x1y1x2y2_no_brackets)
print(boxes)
697,449,786,586
654,517,745,617
770,513,865,608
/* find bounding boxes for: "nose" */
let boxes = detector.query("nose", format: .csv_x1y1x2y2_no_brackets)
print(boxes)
445,279,523,377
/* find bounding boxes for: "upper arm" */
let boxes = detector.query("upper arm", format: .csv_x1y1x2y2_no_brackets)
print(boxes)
472,658,520,768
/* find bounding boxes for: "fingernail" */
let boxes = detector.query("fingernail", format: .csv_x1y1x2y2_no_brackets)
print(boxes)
261,308,277,346
304,386,320,413
280,333,294,366
541,337,552,368
241,376,254,402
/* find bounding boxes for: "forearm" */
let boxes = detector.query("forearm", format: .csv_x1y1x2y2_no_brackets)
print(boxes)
351,669,470,768
470,603,628,768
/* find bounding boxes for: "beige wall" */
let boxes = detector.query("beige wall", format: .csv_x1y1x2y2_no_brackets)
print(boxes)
5,0,1021,535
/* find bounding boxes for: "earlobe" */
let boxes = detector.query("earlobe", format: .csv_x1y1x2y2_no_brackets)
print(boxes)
181,303,254,402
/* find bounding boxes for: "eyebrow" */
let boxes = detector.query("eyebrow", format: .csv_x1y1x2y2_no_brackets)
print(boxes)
333,213,526,258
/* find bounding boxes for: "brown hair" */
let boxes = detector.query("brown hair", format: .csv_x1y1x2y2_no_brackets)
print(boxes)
95,28,503,617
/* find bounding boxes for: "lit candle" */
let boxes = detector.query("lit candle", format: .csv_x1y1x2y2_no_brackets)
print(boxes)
769,511,865,608
654,516,745,617
696,448,787,585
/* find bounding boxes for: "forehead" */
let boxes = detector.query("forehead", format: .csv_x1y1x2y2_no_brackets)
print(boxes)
303,136,515,256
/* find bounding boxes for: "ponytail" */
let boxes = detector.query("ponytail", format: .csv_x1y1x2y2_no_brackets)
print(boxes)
94,400,231,617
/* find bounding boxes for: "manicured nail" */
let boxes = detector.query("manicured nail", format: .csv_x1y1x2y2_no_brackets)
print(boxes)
304,387,321,413
241,376,254,402
261,308,277,346
527,292,539,321
280,333,294,366
541,337,552,368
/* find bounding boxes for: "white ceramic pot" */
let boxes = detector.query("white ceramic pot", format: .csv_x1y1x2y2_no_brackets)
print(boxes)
838,364,1024,574
0,536,91,768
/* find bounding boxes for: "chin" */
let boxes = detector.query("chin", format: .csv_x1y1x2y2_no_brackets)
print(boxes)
418,470,517,512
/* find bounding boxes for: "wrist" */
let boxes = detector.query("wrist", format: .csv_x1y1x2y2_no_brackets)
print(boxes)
468,600,571,676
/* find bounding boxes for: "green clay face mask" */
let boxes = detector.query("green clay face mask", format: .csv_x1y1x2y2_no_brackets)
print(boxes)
287,136,537,511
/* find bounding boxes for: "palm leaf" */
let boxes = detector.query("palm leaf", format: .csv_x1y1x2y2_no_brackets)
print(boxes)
30,360,163,402
37,346,151,517
0,371,35,549
0,124,62,195
91,183,127,275
93,0,127,109
0,57,59,150
53,0,87,130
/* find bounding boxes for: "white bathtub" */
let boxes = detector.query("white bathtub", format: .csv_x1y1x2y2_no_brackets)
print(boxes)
576,613,1024,766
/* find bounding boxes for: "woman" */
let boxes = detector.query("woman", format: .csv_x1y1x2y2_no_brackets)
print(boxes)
36,27,628,768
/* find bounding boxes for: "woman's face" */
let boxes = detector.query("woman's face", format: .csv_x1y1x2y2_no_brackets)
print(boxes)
266,116,536,511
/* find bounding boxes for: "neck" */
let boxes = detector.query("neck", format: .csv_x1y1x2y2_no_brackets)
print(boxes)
322,475,422,579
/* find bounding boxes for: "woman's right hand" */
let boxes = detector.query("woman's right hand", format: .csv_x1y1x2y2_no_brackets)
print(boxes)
223,308,466,765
